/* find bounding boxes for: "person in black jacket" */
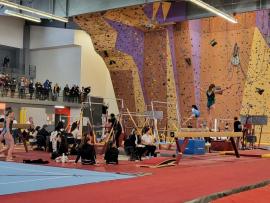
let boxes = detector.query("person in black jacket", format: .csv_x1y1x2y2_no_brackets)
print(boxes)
234,117,242,132
110,114,122,148
36,125,50,150
75,133,96,165
124,129,137,161
104,141,119,164
28,80,35,99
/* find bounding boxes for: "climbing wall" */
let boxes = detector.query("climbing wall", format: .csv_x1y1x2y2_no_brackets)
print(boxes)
143,29,167,103
143,29,168,128
173,22,196,123
166,27,179,130
198,13,256,122
241,28,270,143
74,9,146,116
74,4,270,140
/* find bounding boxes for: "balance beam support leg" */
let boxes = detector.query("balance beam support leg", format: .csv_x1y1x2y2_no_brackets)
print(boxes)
175,137,189,164
230,137,240,158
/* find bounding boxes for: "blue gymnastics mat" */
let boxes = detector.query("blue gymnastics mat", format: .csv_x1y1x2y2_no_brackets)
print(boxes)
0,161,134,195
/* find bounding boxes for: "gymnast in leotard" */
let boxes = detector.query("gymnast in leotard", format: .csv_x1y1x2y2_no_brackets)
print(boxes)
191,105,200,118
0,107,15,161
206,84,227,130
182,105,200,127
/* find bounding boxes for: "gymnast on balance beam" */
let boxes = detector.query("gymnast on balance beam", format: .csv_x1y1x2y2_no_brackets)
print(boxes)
204,84,232,131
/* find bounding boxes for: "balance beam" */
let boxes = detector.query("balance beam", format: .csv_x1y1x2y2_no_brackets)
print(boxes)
0,123,31,129
175,131,242,164
177,131,242,138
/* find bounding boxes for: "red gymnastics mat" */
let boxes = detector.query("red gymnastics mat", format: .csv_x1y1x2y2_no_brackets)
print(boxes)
213,184,270,203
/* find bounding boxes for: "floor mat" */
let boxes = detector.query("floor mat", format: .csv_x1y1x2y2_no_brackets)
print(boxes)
0,161,134,195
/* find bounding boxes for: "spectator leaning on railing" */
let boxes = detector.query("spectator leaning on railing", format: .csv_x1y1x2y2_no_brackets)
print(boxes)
0,73,91,103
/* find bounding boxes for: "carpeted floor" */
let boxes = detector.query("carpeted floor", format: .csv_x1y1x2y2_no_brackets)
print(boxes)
1,147,270,203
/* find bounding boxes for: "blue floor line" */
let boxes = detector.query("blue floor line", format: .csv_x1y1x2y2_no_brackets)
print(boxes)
0,161,134,195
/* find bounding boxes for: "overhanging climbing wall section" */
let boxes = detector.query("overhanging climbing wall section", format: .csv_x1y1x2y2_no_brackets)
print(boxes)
74,11,146,114
241,28,270,143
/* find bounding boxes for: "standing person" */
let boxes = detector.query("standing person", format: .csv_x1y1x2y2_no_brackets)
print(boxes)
3,56,10,68
53,83,60,101
70,121,81,144
0,107,15,161
29,80,35,100
63,84,70,102
141,127,156,158
234,116,242,149
234,117,242,132
19,77,25,99
101,103,108,138
10,78,16,98
110,114,122,148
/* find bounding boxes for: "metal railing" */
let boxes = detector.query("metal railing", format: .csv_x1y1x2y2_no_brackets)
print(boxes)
0,87,86,104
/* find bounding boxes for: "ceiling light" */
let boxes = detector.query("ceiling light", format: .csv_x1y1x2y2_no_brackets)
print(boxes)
188,0,238,24
4,9,41,23
0,0,68,22
55,106,65,109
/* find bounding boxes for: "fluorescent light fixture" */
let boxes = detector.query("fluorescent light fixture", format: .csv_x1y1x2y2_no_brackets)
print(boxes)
55,106,65,109
4,9,41,23
0,0,68,22
188,0,238,24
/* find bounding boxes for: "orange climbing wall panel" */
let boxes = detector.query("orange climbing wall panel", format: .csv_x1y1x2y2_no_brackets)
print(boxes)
143,29,168,103
198,14,256,123
173,22,196,121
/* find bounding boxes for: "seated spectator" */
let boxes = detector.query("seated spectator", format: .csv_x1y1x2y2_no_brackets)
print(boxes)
29,126,40,147
50,121,64,153
26,117,35,128
36,125,49,151
104,141,118,164
70,121,80,141
124,129,137,161
57,132,68,156
75,133,96,165
134,132,146,161
100,131,109,143
141,127,156,158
